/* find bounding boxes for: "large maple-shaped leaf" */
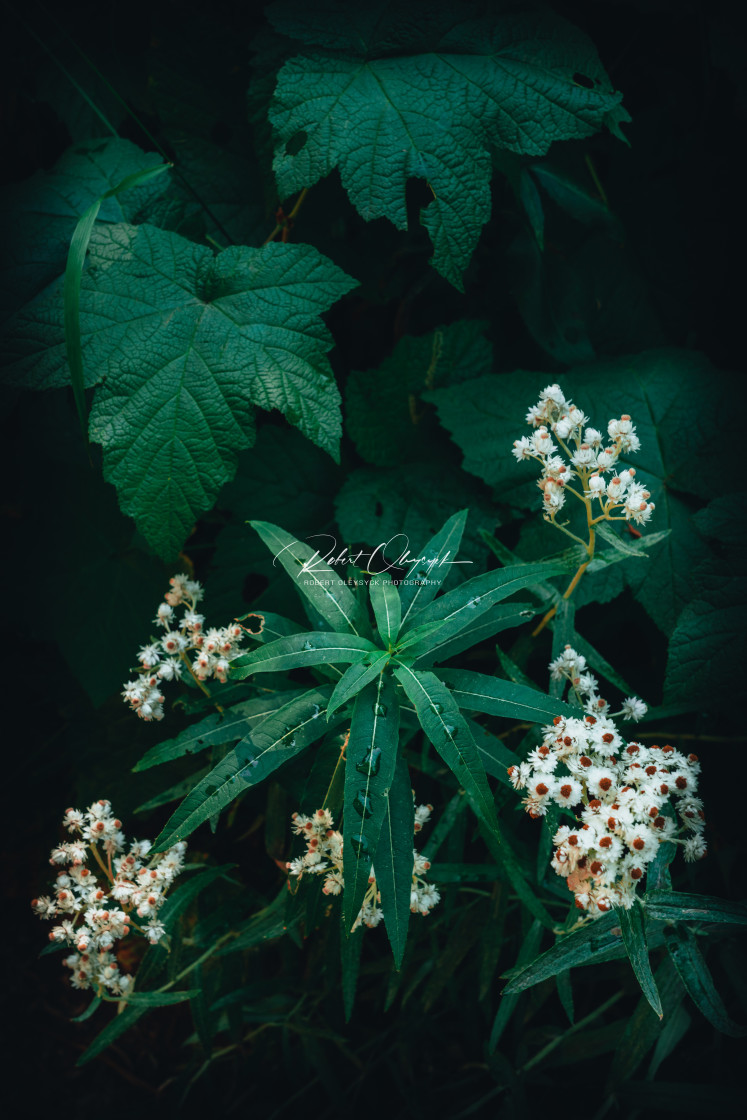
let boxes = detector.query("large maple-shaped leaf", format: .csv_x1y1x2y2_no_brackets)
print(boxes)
266,0,624,288
427,350,734,634
77,224,355,557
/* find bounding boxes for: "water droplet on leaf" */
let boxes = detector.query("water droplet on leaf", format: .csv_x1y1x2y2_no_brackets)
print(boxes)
355,747,381,776
352,793,373,818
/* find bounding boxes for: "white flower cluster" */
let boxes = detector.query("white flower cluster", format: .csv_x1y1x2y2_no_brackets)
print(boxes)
512,384,656,525
32,801,187,995
122,573,244,720
287,804,440,929
508,648,706,916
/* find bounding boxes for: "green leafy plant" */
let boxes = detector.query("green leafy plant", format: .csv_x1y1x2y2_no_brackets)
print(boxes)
8,0,745,1113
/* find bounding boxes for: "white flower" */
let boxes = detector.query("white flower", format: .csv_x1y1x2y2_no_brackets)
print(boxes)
512,436,534,461
620,697,648,722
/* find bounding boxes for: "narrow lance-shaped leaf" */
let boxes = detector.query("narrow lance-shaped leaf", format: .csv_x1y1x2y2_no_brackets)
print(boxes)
134,691,307,771
393,665,499,836
644,890,747,927
343,674,400,932
153,687,342,850
328,652,390,720
369,573,401,645
398,509,468,628
413,602,538,668
664,924,747,1037
618,900,662,1018
400,559,571,646
439,668,575,724
503,911,626,993
376,752,415,968
64,161,172,437
250,520,369,635
231,631,377,678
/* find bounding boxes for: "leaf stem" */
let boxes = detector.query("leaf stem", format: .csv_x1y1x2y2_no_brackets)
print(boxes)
520,989,623,1072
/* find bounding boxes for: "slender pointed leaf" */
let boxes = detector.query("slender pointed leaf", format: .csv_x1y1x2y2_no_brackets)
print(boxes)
343,674,400,931
376,753,415,967
440,668,574,724
464,717,521,786
398,510,468,628
231,631,377,677
249,520,369,635
71,996,102,1023
476,816,554,929
645,890,747,926
664,924,747,1037
153,688,341,850
393,665,499,835
619,900,662,1017
134,692,306,771
401,560,570,645
414,603,538,666
124,990,200,1007
369,573,401,645
77,1004,149,1066
64,161,171,436
328,652,390,720
503,911,626,993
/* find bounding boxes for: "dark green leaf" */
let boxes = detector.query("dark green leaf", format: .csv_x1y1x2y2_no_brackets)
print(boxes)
231,632,377,677
398,510,468,627
664,924,747,1037
619,900,662,1018
249,520,370,636
393,665,498,836
268,1,624,286
503,911,626,993
439,668,574,724
343,674,401,931
645,890,747,927
124,989,200,1006
369,574,401,646
401,559,571,647
327,653,390,719
134,692,305,771
376,753,415,967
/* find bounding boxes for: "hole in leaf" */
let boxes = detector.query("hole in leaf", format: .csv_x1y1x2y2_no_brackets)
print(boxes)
285,131,308,156
242,613,265,634
573,72,594,89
